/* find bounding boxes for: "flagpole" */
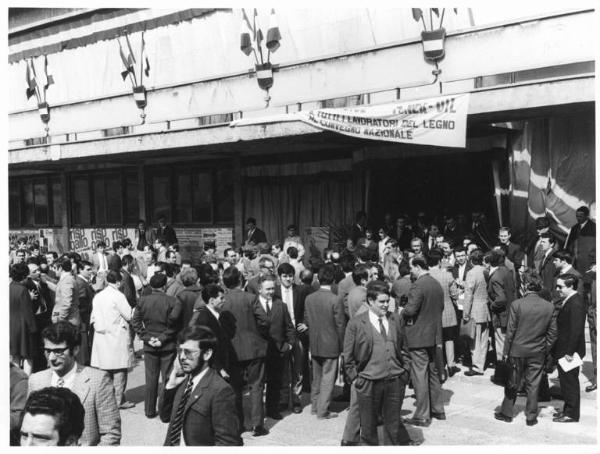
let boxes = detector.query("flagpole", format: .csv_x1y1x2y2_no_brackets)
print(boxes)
429,9,433,31
252,48,260,66
267,49,271,64
440,8,446,28
29,59,42,104
139,32,145,86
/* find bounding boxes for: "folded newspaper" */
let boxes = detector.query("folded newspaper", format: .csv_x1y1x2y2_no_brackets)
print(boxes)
558,352,583,372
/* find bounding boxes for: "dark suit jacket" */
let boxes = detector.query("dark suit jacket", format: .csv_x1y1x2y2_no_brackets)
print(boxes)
177,285,203,328
274,284,304,326
539,251,557,295
343,311,411,382
394,226,413,250
155,224,178,246
132,290,181,351
503,293,557,357
119,269,137,308
245,276,260,296
75,276,95,325
350,224,367,244
246,228,267,245
487,266,516,328
107,254,122,272
161,368,242,446
501,242,525,269
552,293,586,360
565,220,596,251
402,274,444,349
304,287,346,358
9,281,37,359
258,298,295,352
222,288,269,361
189,306,232,373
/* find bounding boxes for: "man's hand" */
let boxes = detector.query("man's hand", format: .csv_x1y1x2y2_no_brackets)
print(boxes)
462,314,470,323
166,358,186,389
565,354,573,362
296,323,308,333
220,369,230,381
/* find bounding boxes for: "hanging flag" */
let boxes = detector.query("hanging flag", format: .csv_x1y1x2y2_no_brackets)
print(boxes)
421,27,446,60
140,32,150,79
118,39,134,80
431,8,440,17
266,8,281,52
412,8,423,22
42,55,54,90
25,59,37,100
253,9,264,50
144,56,150,77
125,33,137,64
453,8,458,13
240,8,254,56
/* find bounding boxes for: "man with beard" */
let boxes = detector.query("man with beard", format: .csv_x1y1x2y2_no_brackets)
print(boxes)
161,325,242,446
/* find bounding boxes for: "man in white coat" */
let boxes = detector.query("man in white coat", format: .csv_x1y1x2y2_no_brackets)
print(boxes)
91,270,135,409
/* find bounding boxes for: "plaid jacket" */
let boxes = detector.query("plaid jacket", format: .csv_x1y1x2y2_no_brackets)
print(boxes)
429,266,457,328
28,364,121,446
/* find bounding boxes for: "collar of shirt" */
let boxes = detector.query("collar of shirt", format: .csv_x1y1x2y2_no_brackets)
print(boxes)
77,274,89,283
206,304,220,321
320,285,332,291
544,248,553,259
368,309,389,335
51,362,78,388
580,220,588,230
258,295,271,311
489,266,498,276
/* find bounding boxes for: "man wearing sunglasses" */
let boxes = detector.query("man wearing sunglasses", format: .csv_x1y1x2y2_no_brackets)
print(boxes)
27,321,121,445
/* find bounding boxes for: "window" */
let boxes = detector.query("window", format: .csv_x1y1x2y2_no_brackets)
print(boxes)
71,176,91,226
9,176,62,228
93,175,122,225
147,164,233,225
125,173,140,225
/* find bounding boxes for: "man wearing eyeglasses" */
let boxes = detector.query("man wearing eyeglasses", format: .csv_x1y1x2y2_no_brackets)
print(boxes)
27,321,121,445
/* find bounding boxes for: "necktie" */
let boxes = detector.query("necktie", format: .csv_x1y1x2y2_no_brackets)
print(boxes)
57,378,65,387
378,317,387,342
168,375,194,446
266,301,271,316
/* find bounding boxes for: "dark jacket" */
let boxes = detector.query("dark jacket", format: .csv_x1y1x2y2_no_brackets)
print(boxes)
402,274,444,349
132,289,181,351
176,285,203,328
503,293,557,357
155,224,178,246
10,281,37,359
161,368,242,446
189,306,234,374
221,288,269,361
119,270,137,308
246,228,267,245
75,276,95,325
343,311,411,382
304,287,346,358
258,297,296,353
487,266,516,328
539,251,557,296
274,283,304,327
552,293,586,360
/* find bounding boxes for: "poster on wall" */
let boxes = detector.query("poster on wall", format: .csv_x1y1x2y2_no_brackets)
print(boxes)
175,227,233,263
9,228,60,252
68,227,136,260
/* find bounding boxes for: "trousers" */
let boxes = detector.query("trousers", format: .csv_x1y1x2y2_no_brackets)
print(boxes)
311,356,338,417
143,349,176,416
409,347,444,421
500,354,544,421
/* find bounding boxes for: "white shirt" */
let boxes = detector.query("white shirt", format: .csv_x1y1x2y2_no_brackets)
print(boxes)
280,284,295,325
179,367,210,446
51,362,78,389
457,263,467,281
207,304,220,321
489,265,498,277
97,252,108,272
259,295,272,314
368,309,389,335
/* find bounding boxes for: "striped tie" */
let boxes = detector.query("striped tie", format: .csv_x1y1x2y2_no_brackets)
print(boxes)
57,378,65,387
168,375,194,445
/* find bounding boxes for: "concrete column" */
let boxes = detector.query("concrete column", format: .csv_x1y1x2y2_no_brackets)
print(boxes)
232,156,243,248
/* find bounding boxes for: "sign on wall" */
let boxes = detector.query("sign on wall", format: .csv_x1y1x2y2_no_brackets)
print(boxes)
175,227,233,264
299,93,470,148
9,228,61,252
68,227,136,260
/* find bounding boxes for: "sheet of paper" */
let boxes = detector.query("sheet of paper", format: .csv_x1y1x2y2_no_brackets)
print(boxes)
558,352,583,372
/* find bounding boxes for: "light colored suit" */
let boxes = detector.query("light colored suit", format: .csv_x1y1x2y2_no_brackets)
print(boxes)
53,272,80,327
28,364,121,445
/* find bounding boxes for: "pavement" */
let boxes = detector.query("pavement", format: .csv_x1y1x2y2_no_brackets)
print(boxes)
119,338,598,446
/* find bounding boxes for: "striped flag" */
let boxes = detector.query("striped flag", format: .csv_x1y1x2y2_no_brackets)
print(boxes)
240,8,254,56
118,38,134,80
431,8,440,17
266,9,281,52
140,32,150,78
42,55,54,90
421,27,446,60
25,59,37,99
253,9,264,51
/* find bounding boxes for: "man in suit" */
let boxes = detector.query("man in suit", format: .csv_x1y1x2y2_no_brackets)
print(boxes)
154,215,178,246
552,274,587,423
119,255,137,308
91,241,109,290
410,237,425,258
134,219,156,252
337,254,357,318
537,232,558,299
245,217,267,246
494,270,557,426
565,206,596,275
498,227,525,289
304,263,346,419
343,281,419,446
394,216,413,251
552,250,584,298
176,267,202,328
402,255,445,427
256,274,296,420
245,256,275,295
189,284,233,380
451,246,473,364
274,263,308,413
221,267,270,436
161,325,242,446
28,321,121,445
525,217,550,270
423,224,440,255
132,273,181,418
20,387,85,446
107,241,123,273
75,260,95,366
485,249,516,369
350,211,368,246
52,259,80,328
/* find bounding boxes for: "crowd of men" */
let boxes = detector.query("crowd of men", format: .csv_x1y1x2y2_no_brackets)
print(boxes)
8,207,597,445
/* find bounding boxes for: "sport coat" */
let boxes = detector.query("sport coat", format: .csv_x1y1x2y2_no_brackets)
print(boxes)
177,285,203,328
343,311,411,382
336,274,356,318
10,281,37,360
451,262,473,281
132,289,181,352
53,272,81,327
487,265,516,328
402,273,444,349
503,293,557,357
107,253,122,272
552,293,586,360
304,287,346,358
28,364,121,446
161,367,242,446
539,251,557,295
189,306,234,374
565,220,596,252
119,269,137,308
502,242,525,270
258,297,296,352
274,283,304,326
246,228,267,245
75,275,95,325
221,288,269,361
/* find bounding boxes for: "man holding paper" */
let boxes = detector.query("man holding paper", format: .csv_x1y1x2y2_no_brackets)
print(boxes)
552,274,587,423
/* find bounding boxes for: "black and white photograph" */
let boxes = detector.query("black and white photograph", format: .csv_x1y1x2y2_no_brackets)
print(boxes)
6,3,598,447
